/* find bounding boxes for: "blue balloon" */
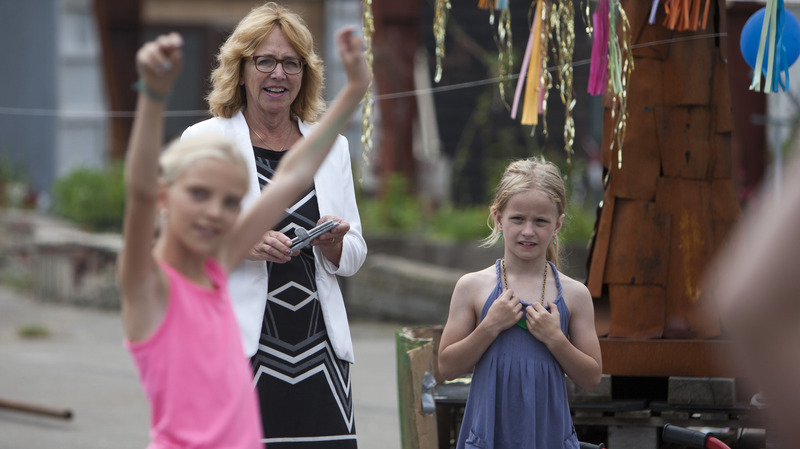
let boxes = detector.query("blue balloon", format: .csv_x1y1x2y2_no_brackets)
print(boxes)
740,7,800,69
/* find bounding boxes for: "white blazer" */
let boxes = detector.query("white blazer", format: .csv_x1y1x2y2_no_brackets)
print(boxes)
182,110,367,363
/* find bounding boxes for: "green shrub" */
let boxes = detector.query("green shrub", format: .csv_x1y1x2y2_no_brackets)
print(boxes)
429,204,490,242
359,174,596,245
51,162,125,232
359,174,424,235
560,202,595,247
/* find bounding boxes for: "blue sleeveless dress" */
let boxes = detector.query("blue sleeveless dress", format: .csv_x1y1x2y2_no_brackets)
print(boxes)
456,260,579,449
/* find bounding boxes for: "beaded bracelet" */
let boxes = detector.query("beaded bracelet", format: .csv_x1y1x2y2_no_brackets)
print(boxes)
131,79,169,102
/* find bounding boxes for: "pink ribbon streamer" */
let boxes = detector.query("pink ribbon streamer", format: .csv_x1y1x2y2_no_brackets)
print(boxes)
511,23,537,119
587,0,610,95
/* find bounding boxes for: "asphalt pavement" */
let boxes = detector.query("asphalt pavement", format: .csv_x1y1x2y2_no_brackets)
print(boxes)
0,286,403,449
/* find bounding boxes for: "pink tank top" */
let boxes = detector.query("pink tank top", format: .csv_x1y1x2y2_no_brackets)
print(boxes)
125,258,263,449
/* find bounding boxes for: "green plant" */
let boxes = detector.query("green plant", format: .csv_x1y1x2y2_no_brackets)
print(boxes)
51,162,125,232
359,170,598,245
429,204,490,242
18,324,50,339
560,202,595,247
359,174,424,235
0,158,37,209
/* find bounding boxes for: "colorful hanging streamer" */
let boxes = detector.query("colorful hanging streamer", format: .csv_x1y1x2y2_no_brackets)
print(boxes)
359,0,375,180
519,0,546,126
550,0,577,162
537,4,552,138
587,0,609,96
662,0,711,31
511,14,537,119
477,0,513,107
496,6,514,110
648,0,659,24
607,0,633,169
750,0,791,93
433,0,452,83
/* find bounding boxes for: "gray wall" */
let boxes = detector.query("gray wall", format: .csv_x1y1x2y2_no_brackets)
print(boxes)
0,0,107,204
0,1,59,195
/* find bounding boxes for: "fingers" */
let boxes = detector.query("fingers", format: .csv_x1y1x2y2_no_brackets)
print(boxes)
486,290,524,330
136,32,184,98
310,217,348,248
336,25,362,52
138,33,183,74
335,25,370,90
249,230,293,263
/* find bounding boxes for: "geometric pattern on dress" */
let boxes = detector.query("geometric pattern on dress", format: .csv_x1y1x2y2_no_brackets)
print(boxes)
252,147,357,445
268,281,319,311
252,339,355,431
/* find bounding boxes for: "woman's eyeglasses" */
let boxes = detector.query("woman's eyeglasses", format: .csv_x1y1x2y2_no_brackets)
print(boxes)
247,55,304,75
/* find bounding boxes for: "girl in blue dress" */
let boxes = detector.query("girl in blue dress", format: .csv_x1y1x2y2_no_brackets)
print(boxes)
438,157,603,449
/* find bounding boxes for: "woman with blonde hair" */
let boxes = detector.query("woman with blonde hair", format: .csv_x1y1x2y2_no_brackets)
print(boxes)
182,2,366,447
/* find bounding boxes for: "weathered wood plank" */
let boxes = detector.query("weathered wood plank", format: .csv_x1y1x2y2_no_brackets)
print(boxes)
599,338,737,377
657,106,712,179
662,31,715,106
587,193,616,298
608,284,666,338
604,199,670,285
655,177,721,338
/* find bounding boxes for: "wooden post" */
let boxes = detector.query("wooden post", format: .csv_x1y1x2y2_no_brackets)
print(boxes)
371,1,420,194
94,1,143,160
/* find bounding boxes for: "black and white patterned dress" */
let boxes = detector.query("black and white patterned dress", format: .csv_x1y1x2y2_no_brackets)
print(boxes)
249,146,357,449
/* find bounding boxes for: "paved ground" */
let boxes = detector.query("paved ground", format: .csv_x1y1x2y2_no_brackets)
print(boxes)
0,286,404,449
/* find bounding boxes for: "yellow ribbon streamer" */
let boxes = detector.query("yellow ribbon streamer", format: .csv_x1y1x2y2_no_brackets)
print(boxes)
521,0,544,126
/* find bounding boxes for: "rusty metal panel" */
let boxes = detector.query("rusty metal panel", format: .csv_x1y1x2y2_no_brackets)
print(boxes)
662,33,715,106
658,106,712,179
587,193,615,298
604,199,670,285
711,179,741,250
628,2,671,60
711,132,733,179
712,56,734,133
608,284,666,338
655,178,721,339
599,339,738,377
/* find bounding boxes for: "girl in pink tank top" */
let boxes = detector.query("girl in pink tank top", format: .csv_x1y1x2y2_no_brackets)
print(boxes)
119,28,369,449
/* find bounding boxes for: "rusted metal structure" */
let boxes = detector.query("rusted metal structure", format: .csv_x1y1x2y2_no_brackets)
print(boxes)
586,0,743,378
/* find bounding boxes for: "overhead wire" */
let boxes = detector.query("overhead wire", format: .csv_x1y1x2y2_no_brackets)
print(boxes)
0,32,726,118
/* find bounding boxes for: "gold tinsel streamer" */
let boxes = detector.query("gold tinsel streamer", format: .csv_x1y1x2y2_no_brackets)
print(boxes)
549,0,576,163
434,0,452,83
359,0,375,181
496,8,514,110
537,2,552,139
582,0,594,36
607,0,633,169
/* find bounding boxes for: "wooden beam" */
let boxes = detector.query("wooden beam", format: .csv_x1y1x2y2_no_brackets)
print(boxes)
599,338,738,377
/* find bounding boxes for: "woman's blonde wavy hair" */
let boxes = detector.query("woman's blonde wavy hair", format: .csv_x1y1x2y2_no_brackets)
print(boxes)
207,2,325,121
481,157,567,268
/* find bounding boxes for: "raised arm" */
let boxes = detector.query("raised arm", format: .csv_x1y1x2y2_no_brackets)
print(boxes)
707,149,800,444
223,26,370,269
118,34,183,302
